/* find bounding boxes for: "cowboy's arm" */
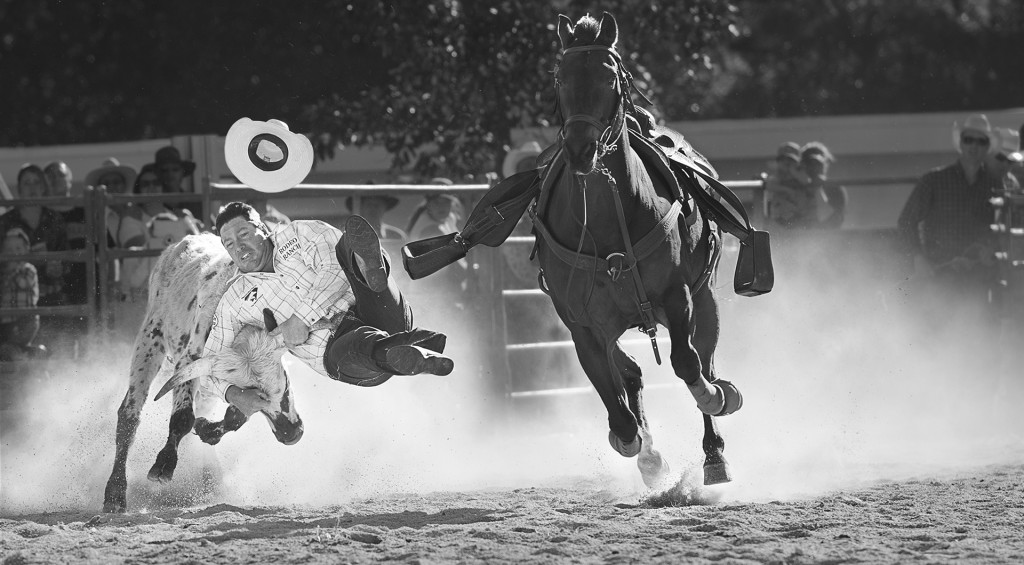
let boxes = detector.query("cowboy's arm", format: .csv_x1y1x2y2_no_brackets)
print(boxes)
200,286,241,402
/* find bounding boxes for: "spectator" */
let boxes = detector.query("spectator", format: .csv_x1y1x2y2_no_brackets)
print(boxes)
502,141,544,178
405,178,463,240
0,164,69,307
989,127,1023,192
43,161,90,304
345,186,405,240
897,113,1002,310
118,163,201,300
764,141,814,229
154,146,203,219
800,141,847,229
0,227,46,361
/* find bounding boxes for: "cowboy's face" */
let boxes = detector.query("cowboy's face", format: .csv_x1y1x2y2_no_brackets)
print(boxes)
959,131,990,165
220,216,274,273
159,162,185,189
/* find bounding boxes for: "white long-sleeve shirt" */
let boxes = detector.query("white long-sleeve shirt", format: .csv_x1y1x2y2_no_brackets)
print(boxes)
201,220,355,400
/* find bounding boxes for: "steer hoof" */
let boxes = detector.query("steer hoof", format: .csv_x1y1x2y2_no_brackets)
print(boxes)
712,380,743,416
194,418,225,445
147,448,178,483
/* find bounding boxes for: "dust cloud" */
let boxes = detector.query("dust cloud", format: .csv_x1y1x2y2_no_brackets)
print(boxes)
2,232,1023,515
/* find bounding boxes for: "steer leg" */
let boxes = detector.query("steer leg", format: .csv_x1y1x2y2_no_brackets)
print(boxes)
147,381,196,483
194,405,249,445
103,319,166,513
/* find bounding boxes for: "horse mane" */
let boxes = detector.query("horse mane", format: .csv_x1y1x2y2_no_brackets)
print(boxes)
569,15,601,46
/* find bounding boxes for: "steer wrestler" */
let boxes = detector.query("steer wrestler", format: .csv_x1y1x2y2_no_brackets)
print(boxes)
202,201,453,415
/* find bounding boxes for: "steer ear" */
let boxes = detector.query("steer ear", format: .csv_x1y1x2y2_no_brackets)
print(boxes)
154,357,215,401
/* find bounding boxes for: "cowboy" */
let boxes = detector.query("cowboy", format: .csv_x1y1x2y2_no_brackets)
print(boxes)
153,146,203,219
203,202,452,415
897,113,1003,309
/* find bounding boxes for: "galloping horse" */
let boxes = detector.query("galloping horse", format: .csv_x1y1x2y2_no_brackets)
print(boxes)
532,12,743,487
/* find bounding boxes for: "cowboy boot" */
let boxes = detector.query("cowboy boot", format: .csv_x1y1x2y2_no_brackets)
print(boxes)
371,328,453,376
344,214,389,292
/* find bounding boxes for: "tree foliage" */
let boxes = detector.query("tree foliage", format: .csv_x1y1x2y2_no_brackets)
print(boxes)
2,0,1021,179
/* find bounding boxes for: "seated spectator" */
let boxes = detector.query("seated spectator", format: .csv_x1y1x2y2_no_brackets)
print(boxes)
154,146,203,220
764,141,814,229
800,141,847,229
0,164,69,307
405,178,463,240
345,186,406,240
118,163,201,300
0,227,46,361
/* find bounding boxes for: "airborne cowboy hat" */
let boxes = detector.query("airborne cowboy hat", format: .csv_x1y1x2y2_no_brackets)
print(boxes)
225,118,314,193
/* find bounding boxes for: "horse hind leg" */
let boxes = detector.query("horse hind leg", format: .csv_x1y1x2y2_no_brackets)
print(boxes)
103,318,166,513
614,346,672,489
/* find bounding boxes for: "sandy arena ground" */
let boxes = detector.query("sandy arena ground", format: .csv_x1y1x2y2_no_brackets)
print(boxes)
3,243,1023,563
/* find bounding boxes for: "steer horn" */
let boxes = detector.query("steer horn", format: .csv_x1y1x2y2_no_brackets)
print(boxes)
154,357,215,401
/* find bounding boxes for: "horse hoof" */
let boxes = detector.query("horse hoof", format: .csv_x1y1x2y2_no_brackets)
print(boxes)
713,380,743,416
608,430,642,458
638,452,671,489
703,459,732,485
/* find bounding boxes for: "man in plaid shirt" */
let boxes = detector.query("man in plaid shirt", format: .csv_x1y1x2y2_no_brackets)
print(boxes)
204,202,451,414
897,113,1002,303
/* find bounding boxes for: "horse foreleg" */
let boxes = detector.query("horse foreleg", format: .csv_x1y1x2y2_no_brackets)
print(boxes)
147,383,195,484
691,286,733,485
614,346,671,488
564,323,639,457
194,405,249,445
664,286,742,416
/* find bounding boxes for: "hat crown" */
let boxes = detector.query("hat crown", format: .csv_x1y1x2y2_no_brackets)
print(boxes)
961,113,992,134
155,146,184,164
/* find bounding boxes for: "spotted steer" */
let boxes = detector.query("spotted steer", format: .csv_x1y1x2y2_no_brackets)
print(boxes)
103,233,303,513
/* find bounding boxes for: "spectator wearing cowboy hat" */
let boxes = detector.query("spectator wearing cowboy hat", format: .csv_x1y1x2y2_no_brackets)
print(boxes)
800,141,847,229
405,178,463,240
154,146,203,219
897,113,1003,313
502,141,544,178
345,182,405,240
764,141,815,229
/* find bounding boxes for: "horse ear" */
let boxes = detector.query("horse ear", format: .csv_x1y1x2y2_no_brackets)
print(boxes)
557,14,574,49
596,11,618,48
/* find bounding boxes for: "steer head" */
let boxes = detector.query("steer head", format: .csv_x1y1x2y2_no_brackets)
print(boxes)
154,325,304,445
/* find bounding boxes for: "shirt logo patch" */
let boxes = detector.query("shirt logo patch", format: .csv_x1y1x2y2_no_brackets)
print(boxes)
243,286,259,304
279,237,300,260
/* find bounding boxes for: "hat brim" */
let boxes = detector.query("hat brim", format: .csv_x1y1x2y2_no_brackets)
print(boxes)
85,165,138,190
225,118,314,193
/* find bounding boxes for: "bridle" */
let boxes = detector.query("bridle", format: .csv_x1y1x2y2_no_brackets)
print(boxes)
556,44,651,160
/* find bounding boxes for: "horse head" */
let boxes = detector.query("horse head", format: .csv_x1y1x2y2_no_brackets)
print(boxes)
154,325,304,445
556,12,625,175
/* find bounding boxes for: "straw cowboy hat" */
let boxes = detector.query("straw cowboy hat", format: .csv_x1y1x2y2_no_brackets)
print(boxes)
84,157,138,190
224,118,314,193
154,146,196,176
502,141,543,178
952,114,995,154
993,127,1024,163
775,141,801,163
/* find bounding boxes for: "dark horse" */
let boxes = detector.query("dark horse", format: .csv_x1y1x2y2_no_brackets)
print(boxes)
533,13,743,487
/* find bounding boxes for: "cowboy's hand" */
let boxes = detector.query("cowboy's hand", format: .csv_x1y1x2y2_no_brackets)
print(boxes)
225,385,271,417
269,313,309,347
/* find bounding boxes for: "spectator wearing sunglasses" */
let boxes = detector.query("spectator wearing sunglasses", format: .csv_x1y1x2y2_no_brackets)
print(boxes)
896,113,1003,311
